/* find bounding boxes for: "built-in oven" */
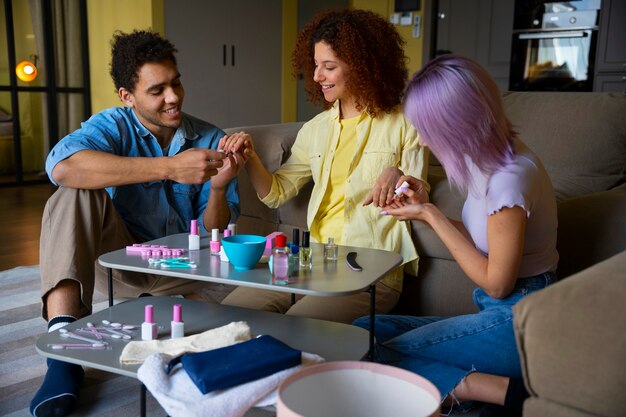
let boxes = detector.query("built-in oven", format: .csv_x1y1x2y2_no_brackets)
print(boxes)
509,0,601,91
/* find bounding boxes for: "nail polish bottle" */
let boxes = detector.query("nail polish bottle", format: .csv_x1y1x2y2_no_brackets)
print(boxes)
227,223,237,236
289,228,300,275
170,304,185,339
324,237,338,261
299,230,312,270
220,229,231,262
210,228,221,255
141,304,158,340
271,234,290,285
188,220,200,250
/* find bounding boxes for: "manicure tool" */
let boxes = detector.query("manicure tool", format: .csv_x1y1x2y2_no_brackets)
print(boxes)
148,257,197,269
48,343,108,350
59,328,109,345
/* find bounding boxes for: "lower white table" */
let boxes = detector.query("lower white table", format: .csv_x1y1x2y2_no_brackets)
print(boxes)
36,296,369,416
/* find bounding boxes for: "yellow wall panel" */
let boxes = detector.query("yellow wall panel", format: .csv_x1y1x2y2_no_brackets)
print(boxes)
87,0,163,113
351,0,423,75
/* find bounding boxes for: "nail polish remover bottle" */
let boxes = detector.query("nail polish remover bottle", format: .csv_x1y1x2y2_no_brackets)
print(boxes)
141,304,158,340
271,234,290,285
170,304,185,339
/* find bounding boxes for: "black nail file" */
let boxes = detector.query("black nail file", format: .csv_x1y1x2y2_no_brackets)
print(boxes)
346,251,362,271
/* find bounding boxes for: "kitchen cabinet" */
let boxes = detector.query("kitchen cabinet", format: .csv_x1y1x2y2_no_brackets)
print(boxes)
164,1,282,128
594,0,626,92
435,0,514,92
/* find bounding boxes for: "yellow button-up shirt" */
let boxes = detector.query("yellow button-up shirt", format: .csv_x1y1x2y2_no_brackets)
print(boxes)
261,102,429,291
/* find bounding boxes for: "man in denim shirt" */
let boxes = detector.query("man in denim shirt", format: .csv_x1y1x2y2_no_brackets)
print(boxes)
30,30,242,417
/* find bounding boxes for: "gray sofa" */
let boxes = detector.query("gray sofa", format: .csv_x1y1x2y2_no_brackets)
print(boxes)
513,249,626,417
227,91,626,316
226,91,626,417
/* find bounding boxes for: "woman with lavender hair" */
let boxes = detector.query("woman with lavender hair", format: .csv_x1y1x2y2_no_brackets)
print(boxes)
353,55,558,416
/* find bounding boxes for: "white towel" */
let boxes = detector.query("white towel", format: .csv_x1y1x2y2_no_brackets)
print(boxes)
120,321,252,364
137,352,324,417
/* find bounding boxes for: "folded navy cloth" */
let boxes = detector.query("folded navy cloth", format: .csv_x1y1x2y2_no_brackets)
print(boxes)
166,335,302,394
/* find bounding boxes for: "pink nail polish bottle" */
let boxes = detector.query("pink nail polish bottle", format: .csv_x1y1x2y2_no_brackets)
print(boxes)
220,229,231,262
170,304,185,339
189,220,200,251
141,304,158,340
210,228,221,255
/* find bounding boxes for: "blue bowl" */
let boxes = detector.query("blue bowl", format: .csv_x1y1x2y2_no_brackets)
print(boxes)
221,234,266,270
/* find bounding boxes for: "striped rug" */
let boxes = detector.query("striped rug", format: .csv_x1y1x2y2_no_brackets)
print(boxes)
0,265,171,416
0,266,276,417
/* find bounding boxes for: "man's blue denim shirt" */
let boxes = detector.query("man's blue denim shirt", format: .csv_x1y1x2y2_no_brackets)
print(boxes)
46,107,240,241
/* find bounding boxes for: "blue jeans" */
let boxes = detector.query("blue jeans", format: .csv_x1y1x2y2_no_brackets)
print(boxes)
353,273,555,398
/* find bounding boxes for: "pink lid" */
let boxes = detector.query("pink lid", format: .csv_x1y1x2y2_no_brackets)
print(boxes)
144,304,154,323
173,304,182,322
190,220,198,235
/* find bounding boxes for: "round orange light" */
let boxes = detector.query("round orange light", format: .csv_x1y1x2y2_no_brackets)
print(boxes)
16,61,38,82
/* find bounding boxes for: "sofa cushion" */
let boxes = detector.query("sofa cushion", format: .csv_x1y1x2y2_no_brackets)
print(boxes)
226,122,303,227
503,92,626,201
513,250,626,417
556,183,626,278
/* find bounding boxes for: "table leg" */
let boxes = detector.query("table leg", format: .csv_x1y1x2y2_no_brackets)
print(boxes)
368,284,376,360
108,268,113,307
140,383,146,417
291,293,296,305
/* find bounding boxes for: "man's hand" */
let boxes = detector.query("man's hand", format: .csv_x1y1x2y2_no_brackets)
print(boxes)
363,167,404,208
169,148,225,184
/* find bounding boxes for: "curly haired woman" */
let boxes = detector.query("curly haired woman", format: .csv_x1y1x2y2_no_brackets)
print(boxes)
219,9,429,323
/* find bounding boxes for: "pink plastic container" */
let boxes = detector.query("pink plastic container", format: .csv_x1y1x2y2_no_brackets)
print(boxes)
277,361,440,417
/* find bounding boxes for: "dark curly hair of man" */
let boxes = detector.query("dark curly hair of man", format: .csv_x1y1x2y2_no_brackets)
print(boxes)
292,9,408,117
109,30,178,93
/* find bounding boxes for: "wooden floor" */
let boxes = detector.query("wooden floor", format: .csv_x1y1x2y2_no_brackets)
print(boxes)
0,184,56,270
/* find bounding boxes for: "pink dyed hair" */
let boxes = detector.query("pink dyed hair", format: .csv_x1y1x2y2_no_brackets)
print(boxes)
403,55,515,192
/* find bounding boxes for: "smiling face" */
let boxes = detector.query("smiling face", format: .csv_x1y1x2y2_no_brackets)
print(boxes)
119,59,184,145
313,41,358,117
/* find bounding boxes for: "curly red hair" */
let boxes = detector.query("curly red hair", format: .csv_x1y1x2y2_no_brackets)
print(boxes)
292,9,408,117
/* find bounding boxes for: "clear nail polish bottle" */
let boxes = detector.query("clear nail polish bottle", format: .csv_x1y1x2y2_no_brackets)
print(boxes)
324,237,338,261
299,231,312,270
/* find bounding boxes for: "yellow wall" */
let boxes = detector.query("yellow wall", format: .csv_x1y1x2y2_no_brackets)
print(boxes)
351,0,424,75
87,0,164,113
281,0,298,123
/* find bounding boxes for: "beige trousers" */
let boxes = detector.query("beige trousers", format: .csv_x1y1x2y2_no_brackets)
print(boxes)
221,282,400,325
40,187,207,320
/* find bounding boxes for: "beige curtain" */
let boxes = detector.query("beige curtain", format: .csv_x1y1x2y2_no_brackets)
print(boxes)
29,0,84,161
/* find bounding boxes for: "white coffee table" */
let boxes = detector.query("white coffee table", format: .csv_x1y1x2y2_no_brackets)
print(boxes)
98,232,403,355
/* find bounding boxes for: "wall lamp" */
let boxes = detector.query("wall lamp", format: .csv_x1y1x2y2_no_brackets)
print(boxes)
16,55,38,82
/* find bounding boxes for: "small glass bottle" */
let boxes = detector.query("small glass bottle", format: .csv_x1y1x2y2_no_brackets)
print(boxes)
271,234,290,285
324,237,338,261
289,228,300,275
299,230,312,270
